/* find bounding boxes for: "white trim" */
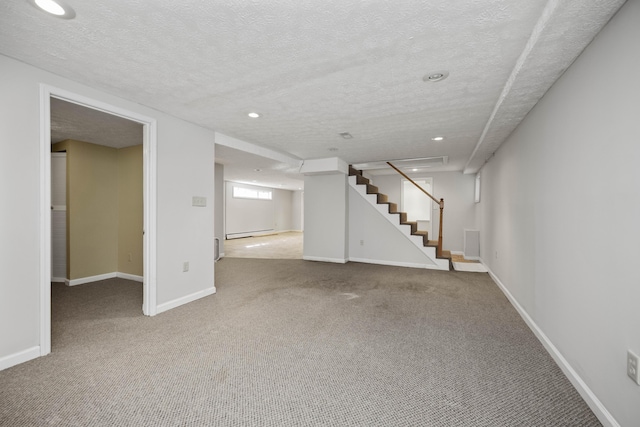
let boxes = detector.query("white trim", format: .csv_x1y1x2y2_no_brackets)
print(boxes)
39,85,51,356
302,256,348,264
452,262,488,273
39,85,159,361
226,230,275,239
483,260,620,427
143,114,158,316
117,272,144,283
62,272,145,286
349,257,446,270
156,287,217,315
0,346,40,371
67,272,117,286
51,277,67,283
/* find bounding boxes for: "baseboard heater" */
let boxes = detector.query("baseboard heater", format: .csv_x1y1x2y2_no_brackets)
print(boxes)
226,229,274,240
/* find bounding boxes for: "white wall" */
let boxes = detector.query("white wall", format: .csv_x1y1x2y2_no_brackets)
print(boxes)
291,190,304,231
476,2,640,425
224,181,294,237
273,188,292,232
0,54,216,368
348,186,437,268
303,173,348,263
372,171,476,253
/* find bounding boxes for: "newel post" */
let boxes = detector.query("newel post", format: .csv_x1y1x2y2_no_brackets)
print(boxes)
437,198,444,258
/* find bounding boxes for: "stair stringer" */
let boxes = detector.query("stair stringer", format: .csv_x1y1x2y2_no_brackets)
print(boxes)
348,176,450,271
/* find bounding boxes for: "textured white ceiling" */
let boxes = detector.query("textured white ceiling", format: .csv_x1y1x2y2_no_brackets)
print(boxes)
0,0,626,179
216,144,304,191
50,98,143,148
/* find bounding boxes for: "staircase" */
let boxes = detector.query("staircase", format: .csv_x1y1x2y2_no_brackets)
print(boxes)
348,165,452,271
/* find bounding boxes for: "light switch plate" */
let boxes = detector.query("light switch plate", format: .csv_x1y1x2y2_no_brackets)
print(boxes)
192,196,207,207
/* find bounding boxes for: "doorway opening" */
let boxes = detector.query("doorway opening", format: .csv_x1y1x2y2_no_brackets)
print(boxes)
39,85,157,357
401,177,434,239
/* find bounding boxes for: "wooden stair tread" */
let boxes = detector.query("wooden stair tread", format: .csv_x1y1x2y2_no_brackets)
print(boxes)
413,230,427,236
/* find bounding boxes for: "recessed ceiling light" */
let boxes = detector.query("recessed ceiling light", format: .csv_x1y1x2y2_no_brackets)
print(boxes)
412,168,418,172
29,0,76,19
423,71,449,83
248,112,261,118
431,136,445,141
339,132,353,139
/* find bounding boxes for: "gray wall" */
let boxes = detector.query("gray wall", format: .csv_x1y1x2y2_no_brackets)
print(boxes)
476,2,640,425
372,171,476,253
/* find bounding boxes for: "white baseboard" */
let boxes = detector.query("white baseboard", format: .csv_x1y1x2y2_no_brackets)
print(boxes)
348,257,439,270
116,272,143,282
67,272,145,286
226,230,275,239
156,287,217,315
67,272,117,286
302,256,347,264
482,260,619,427
0,346,40,372
51,277,66,283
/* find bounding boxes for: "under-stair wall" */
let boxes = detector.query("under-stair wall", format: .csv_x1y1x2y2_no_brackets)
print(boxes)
349,185,441,268
348,172,450,271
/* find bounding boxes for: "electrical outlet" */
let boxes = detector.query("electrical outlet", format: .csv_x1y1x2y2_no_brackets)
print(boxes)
183,262,189,272
628,350,640,385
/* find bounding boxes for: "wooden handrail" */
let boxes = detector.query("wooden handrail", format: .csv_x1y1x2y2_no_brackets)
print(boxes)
386,162,439,203
386,161,445,258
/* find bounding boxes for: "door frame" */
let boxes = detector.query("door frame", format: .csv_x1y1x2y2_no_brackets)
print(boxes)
39,84,158,356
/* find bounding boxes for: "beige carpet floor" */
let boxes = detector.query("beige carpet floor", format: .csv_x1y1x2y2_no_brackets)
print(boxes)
224,232,303,259
0,259,600,426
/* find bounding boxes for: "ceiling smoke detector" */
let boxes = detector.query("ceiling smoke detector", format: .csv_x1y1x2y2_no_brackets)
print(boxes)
423,71,449,83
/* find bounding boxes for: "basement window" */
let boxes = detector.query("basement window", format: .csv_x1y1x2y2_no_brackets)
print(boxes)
233,186,272,200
